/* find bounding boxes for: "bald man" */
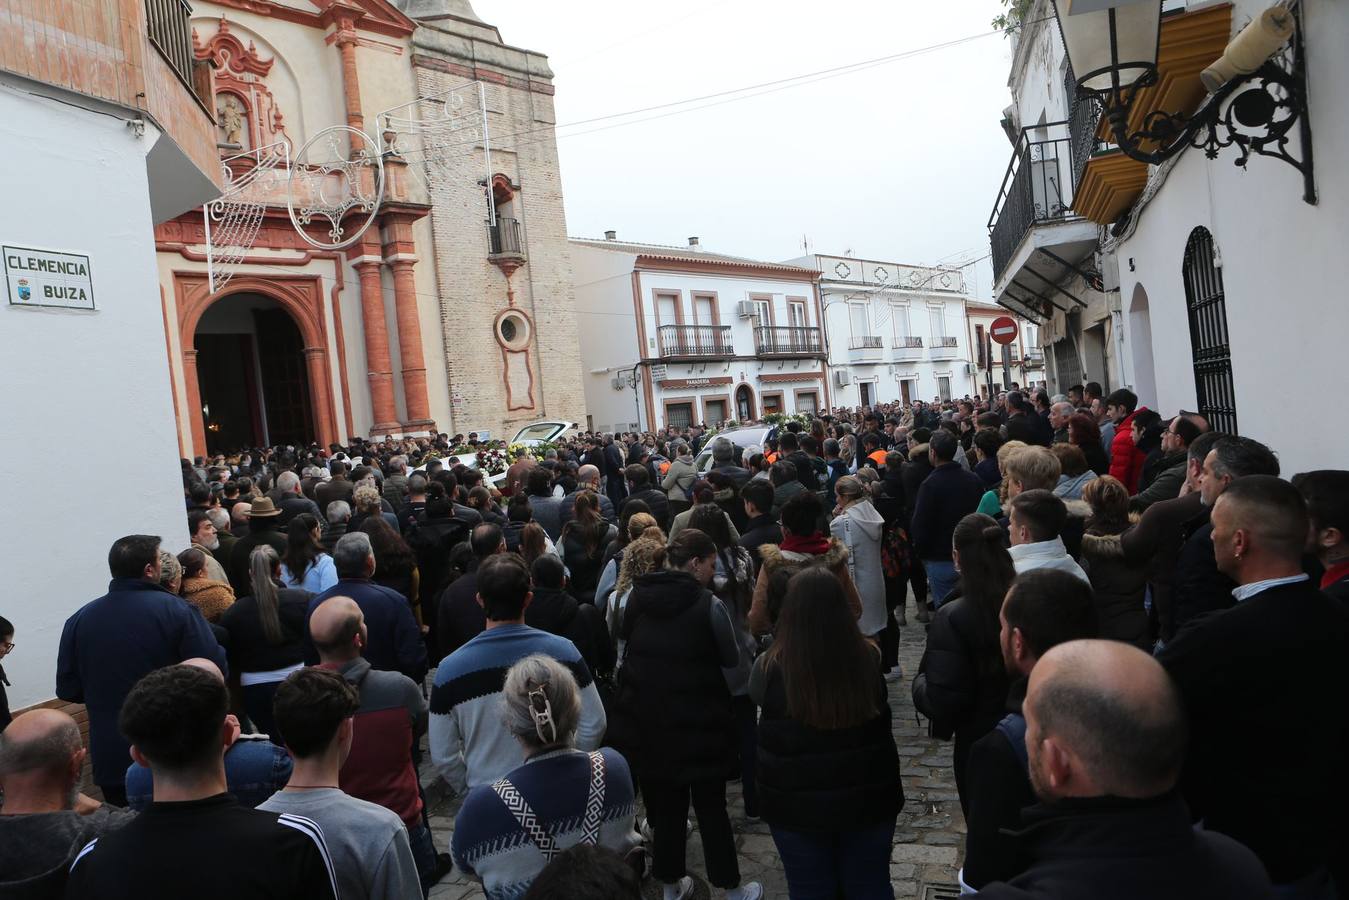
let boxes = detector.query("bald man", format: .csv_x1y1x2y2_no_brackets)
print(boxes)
1160,475,1349,895
123,658,292,811
976,640,1271,899
559,464,617,527
0,709,136,896
311,597,441,889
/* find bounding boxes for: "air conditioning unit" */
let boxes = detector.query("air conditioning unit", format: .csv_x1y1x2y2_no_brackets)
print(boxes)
737,300,757,318
965,362,978,376
834,369,851,387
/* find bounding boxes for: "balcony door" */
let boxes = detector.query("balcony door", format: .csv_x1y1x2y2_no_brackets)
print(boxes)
892,304,910,340
849,304,869,338
656,293,680,326
787,300,807,328
928,306,946,342
693,294,717,325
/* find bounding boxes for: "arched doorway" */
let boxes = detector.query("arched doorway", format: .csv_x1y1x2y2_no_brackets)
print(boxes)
735,383,756,422
1129,283,1158,409
194,293,314,453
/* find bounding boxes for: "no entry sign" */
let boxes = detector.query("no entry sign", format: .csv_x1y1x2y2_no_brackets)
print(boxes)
990,316,1019,345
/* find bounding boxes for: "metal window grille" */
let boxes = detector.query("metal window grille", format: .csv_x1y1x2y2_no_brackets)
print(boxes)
1182,228,1238,434
145,0,195,89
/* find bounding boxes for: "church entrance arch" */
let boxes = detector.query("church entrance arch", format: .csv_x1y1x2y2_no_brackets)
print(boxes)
176,273,337,456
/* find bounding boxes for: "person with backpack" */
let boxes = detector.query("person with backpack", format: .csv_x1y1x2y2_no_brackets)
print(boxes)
661,443,698,502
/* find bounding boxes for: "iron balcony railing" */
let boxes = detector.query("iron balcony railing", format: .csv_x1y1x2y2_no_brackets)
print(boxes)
933,336,959,348
146,0,195,89
657,324,734,358
892,336,924,349
488,217,524,256
1065,63,1105,190
988,121,1081,282
849,336,883,350
755,326,823,355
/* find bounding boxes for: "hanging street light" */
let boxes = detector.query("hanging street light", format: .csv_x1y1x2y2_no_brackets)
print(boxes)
1053,0,1316,204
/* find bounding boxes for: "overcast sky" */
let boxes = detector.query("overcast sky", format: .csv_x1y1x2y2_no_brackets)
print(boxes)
480,0,1017,298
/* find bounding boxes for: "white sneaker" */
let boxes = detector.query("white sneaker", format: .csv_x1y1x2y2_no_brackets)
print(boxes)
728,882,764,900
664,875,694,900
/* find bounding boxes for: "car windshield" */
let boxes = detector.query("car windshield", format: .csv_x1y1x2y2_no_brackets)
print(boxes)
514,422,563,442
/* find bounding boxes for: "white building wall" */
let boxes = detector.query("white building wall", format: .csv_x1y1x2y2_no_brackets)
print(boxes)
1110,0,1349,477
572,245,642,432
0,84,191,709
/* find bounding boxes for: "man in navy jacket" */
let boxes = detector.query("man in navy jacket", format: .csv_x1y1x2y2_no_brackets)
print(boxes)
305,531,428,685
910,431,985,607
56,534,227,806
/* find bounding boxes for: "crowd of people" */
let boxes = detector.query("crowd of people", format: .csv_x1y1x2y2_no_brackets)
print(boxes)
2,380,1347,899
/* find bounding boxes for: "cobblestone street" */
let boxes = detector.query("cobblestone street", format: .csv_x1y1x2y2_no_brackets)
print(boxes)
423,609,963,900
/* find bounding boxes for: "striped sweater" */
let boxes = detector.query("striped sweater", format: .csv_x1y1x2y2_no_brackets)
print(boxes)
429,624,607,795
450,748,639,900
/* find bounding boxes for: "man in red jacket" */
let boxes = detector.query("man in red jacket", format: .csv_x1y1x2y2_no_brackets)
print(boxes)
1105,389,1147,493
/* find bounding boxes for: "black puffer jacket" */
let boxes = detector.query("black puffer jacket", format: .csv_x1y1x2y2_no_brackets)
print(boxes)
754,657,902,833
1079,530,1150,650
525,586,615,678
910,592,1008,808
610,570,737,782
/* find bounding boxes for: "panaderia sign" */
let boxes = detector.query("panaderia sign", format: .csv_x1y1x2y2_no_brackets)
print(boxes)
5,245,95,310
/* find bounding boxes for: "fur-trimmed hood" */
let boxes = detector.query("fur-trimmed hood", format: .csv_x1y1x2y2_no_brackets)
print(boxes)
1080,531,1126,560
1064,499,1092,521
759,537,849,573
908,442,930,462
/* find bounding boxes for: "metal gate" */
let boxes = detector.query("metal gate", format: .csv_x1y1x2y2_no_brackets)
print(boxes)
1182,228,1238,434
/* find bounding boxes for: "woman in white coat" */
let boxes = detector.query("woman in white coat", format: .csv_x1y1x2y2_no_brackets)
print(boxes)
830,476,889,654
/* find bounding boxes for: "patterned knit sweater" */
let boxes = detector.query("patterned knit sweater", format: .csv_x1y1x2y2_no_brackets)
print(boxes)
450,747,640,900
428,624,607,795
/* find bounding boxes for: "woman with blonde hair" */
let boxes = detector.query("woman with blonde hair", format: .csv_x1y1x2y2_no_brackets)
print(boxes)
606,523,667,657
594,510,659,612
1079,475,1150,649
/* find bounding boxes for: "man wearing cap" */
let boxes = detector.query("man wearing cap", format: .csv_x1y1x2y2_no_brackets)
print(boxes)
226,495,289,598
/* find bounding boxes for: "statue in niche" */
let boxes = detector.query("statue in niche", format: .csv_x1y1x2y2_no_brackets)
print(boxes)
216,94,248,149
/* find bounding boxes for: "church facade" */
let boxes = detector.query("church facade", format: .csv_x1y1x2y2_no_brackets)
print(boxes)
156,0,585,456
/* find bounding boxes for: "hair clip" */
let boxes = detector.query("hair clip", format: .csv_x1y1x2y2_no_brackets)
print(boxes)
527,685,557,744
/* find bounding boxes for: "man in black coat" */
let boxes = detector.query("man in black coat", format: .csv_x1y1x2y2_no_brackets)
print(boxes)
709,437,751,489
602,435,627,510
961,570,1098,890
1159,476,1349,894
523,555,613,679
1170,435,1279,634
737,479,782,573
975,639,1272,900
559,465,617,526
623,464,670,532
909,432,984,608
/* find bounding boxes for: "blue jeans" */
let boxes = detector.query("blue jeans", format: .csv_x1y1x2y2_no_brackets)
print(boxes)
923,560,959,609
770,821,896,899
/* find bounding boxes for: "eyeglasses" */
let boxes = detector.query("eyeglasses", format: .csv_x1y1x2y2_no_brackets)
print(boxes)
0,641,14,652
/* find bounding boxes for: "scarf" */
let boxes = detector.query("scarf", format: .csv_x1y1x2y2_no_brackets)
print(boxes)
780,532,831,556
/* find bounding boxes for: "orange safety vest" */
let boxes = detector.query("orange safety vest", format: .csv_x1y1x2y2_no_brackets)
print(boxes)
868,449,888,467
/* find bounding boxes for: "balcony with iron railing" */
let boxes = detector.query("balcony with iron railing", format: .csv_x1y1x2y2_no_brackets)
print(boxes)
848,335,885,363
657,325,734,360
892,335,924,361
754,326,823,357
988,121,1082,284
488,217,525,260
1024,347,1046,368
929,336,960,360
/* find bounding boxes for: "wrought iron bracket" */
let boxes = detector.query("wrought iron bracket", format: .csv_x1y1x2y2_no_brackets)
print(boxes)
1094,6,1316,205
